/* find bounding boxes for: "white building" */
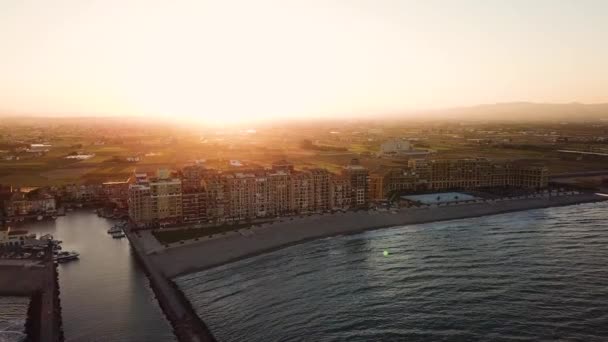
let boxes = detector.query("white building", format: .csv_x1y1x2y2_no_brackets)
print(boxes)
380,139,432,158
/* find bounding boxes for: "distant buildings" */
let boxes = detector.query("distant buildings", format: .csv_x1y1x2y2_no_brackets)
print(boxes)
379,138,432,158
2,190,56,218
0,226,32,246
366,158,548,201
127,158,549,227
102,180,130,208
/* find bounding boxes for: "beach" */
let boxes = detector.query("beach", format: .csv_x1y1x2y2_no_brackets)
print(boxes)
133,191,608,279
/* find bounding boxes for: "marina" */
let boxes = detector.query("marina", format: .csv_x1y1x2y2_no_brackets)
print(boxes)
20,211,174,342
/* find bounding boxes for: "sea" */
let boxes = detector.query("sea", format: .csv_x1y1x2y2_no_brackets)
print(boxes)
177,202,608,342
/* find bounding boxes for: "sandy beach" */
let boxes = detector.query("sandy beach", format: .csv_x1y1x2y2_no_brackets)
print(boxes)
138,192,608,279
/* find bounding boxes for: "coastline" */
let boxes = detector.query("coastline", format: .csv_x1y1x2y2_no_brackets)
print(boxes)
141,192,608,280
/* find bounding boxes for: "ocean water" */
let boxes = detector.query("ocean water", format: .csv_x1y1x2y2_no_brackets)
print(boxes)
177,202,608,342
0,297,28,342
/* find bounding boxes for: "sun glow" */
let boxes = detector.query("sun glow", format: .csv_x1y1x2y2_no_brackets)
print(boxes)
1,1,608,124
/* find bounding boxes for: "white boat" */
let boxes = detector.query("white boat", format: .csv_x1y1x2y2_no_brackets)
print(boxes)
37,215,43,221
54,251,79,262
111,232,126,239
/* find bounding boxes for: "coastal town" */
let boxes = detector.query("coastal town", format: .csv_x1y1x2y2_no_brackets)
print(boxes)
0,154,554,238
3,1,608,340
1,117,608,342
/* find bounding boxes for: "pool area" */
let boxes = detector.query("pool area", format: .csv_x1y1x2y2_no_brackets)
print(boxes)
400,192,479,204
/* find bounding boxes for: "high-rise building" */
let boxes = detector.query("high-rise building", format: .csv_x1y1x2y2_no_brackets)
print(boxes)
181,165,206,191
128,183,152,224
267,170,291,216
202,171,227,223
309,169,330,212
128,169,182,225
290,171,314,214
343,159,369,207
329,176,351,210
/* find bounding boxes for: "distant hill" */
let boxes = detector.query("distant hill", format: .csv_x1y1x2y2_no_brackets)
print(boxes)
432,102,608,122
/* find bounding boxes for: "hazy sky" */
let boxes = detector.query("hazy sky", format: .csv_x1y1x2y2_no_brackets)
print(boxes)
1,0,607,124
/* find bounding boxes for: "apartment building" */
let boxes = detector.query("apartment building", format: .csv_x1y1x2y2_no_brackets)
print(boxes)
267,170,291,216
309,169,331,212
329,176,352,210
128,169,182,225
181,165,206,191
290,171,314,214
368,172,386,202
343,159,369,207
128,184,152,224
127,158,548,225
3,191,56,217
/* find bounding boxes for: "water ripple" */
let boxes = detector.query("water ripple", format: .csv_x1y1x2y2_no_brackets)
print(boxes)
177,202,608,342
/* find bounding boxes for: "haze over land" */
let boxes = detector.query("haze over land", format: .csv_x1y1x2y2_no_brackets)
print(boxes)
1,0,608,124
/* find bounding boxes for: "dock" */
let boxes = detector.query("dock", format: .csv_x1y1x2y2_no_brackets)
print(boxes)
0,245,64,342
125,228,217,342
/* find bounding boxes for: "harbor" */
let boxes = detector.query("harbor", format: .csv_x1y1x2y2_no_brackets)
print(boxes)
0,244,63,342
15,211,174,342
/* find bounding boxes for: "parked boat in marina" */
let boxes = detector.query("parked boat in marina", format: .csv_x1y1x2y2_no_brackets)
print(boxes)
54,251,79,262
107,226,122,234
111,231,126,239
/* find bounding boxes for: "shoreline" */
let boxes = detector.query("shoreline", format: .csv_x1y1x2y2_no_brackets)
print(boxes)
141,192,608,280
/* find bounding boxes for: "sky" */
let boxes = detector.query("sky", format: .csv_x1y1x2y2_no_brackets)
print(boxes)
1,0,607,124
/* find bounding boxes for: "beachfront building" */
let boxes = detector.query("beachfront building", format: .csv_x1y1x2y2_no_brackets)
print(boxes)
150,170,183,222
202,172,227,223
383,168,420,195
290,171,314,214
504,161,549,189
127,158,548,226
405,158,548,192
128,169,183,225
223,172,257,221
267,170,292,216
343,159,369,207
128,184,153,224
329,176,352,210
182,190,207,224
368,172,387,202
309,169,331,212
181,165,206,191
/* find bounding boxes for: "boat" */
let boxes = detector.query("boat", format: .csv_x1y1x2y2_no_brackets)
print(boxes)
37,215,43,221
40,234,53,241
107,226,123,234
111,232,126,239
54,251,79,262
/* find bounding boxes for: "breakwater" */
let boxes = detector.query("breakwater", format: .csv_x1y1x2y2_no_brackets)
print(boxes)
126,229,217,342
